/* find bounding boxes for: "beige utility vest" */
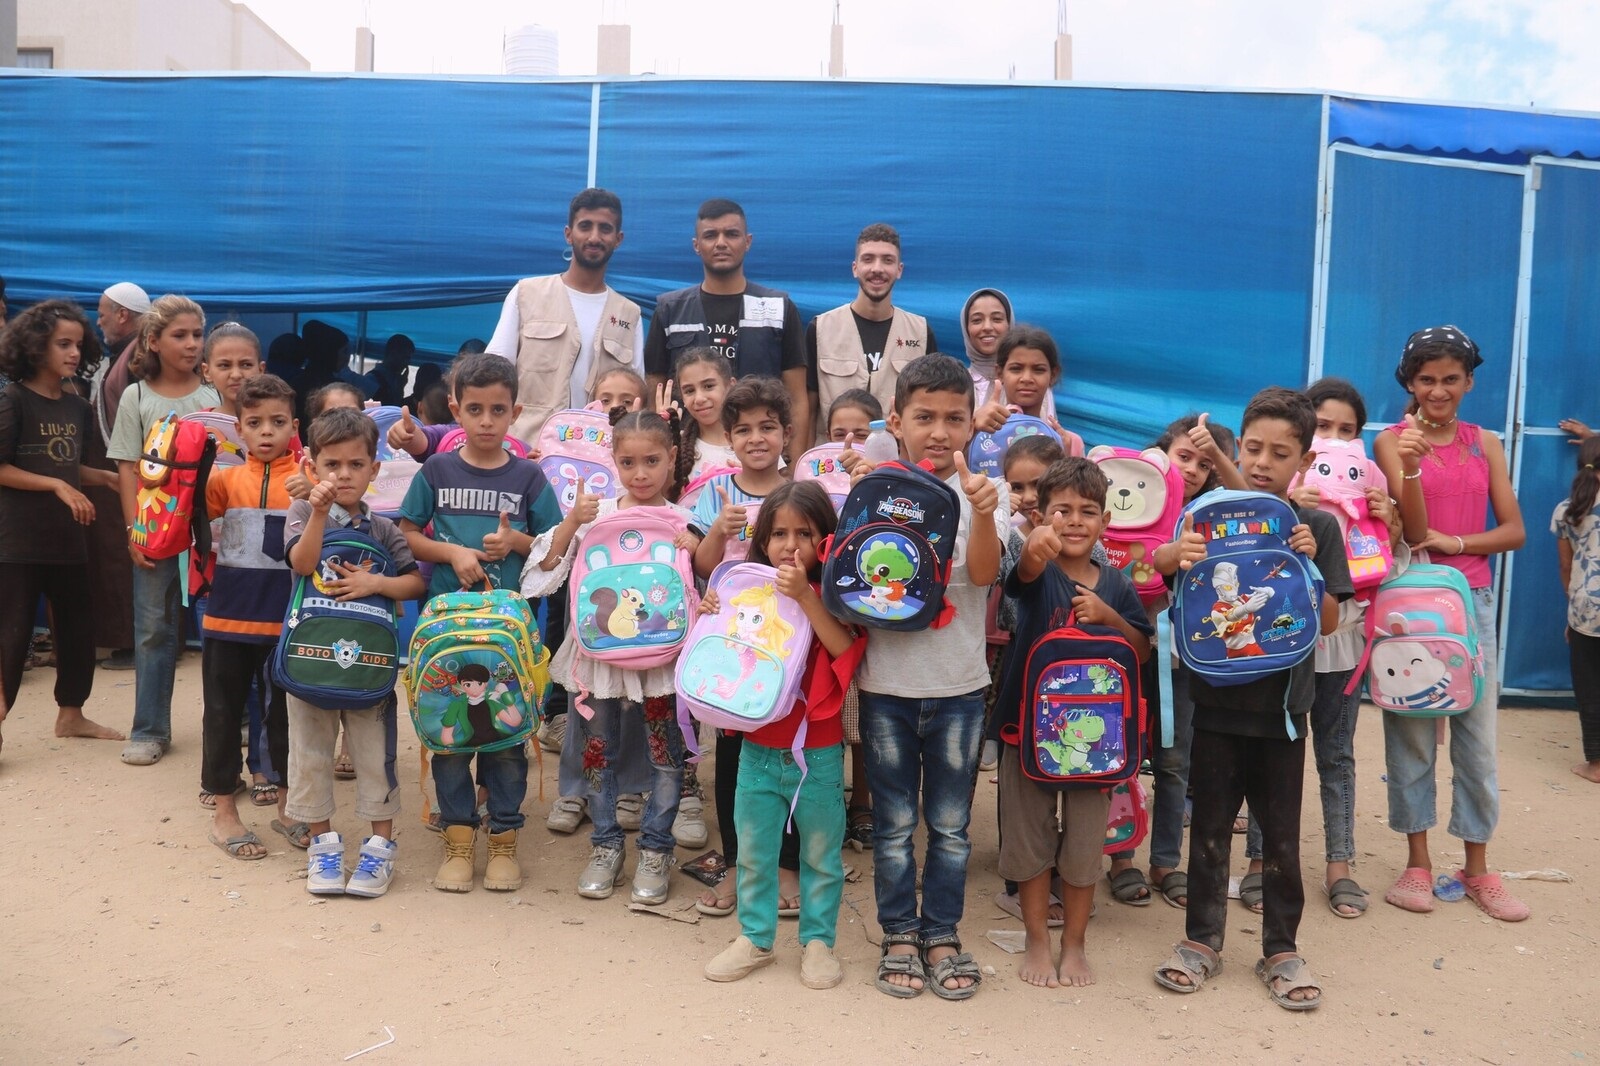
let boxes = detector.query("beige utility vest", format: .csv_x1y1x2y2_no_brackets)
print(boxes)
508,274,641,445
812,304,930,425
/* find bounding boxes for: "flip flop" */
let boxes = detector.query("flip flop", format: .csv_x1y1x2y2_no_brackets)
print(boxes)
1239,871,1265,913
1156,871,1189,909
1108,867,1152,906
992,889,1065,928
1384,867,1435,913
778,892,801,919
1256,952,1322,1011
270,819,311,850
695,885,736,917
250,782,279,807
333,753,356,780
198,780,245,809
1324,877,1369,918
1154,940,1221,993
208,830,267,861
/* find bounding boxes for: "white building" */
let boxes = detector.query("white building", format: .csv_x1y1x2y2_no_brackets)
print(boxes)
16,0,307,71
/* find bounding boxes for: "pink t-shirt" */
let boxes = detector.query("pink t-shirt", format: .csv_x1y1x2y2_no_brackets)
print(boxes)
1386,419,1492,588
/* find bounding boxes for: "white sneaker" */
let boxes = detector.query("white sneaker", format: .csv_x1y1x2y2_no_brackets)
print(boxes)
306,832,346,895
631,848,674,905
615,793,645,831
345,835,397,898
546,795,588,834
536,713,566,754
978,739,999,773
578,844,625,898
673,796,708,849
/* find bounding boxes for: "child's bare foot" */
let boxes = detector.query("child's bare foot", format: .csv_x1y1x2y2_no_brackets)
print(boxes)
1019,935,1059,988
778,867,801,914
1057,942,1095,987
54,707,125,741
1572,760,1600,783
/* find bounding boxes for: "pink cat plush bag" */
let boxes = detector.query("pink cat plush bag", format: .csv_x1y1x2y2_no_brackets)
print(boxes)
535,408,619,515
1088,445,1185,605
1294,437,1393,595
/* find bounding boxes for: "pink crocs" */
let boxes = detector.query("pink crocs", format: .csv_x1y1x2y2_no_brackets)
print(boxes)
1458,870,1530,923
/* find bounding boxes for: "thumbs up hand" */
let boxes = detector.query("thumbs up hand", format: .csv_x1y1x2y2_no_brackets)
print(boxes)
482,511,520,562
837,431,870,476
954,451,998,517
1397,412,1430,473
1174,511,1206,571
713,484,749,541
570,486,601,527
389,406,425,456
286,455,315,501
1024,511,1066,569
1188,411,1225,460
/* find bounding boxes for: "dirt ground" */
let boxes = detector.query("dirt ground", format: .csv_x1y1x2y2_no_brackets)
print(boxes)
0,652,1594,1066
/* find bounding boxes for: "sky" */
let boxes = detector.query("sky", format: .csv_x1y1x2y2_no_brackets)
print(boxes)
244,0,1600,112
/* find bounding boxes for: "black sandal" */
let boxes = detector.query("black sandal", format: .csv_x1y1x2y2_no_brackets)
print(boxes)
875,933,925,999
845,806,874,852
922,935,982,1001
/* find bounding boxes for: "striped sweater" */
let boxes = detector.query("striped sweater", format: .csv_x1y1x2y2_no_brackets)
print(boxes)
202,452,299,643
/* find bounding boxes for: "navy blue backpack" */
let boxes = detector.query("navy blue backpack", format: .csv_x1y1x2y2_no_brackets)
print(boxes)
820,460,961,631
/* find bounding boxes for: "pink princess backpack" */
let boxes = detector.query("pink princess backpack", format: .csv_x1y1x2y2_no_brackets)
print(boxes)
1088,445,1185,605
535,408,619,515
1294,437,1393,595
793,444,853,509
570,505,698,674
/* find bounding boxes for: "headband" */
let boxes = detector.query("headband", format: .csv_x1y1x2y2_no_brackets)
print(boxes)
1397,324,1484,387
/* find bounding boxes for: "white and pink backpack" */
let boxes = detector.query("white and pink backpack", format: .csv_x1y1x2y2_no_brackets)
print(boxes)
1294,437,1393,595
793,443,853,510
678,464,739,513
535,408,619,515
437,426,531,460
1088,445,1184,605
365,456,422,516
1346,562,1483,716
570,505,697,674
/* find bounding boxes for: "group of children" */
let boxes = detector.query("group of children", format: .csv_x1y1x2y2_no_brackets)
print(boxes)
2,292,1596,1010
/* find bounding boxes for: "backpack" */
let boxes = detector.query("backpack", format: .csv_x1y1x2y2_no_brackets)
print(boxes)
570,505,697,669
1169,489,1325,686
405,589,551,753
966,413,1062,478
819,460,961,630
436,426,531,459
1103,777,1149,855
675,561,812,752
365,456,422,517
1346,562,1483,716
793,443,854,509
1293,437,1394,595
1089,445,1186,605
131,407,218,562
679,464,739,512
271,525,400,709
181,410,246,469
1001,619,1146,789
368,406,407,462
535,408,619,515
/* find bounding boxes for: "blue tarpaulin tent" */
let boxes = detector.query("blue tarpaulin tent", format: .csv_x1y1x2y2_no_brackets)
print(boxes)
1,72,1593,696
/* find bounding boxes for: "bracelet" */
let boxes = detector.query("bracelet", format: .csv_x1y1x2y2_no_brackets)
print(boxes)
1402,470,1422,481
1455,535,1466,555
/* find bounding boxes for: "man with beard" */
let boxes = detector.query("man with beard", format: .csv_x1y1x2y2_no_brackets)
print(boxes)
486,188,643,445
807,223,938,429
644,199,811,459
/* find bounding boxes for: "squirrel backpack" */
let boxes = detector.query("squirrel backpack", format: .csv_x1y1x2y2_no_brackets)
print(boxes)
966,413,1062,479
1001,608,1146,790
271,523,400,709
1347,562,1483,716
675,561,813,754
820,459,961,630
1089,445,1185,605
1169,489,1325,686
793,444,853,509
1293,437,1393,596
535,408,619,515
405,589,551,753
570,505,698,673
131,407,218,562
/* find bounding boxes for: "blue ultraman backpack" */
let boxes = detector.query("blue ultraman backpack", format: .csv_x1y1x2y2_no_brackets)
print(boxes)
1169,489,1325,686
819,460,961,631
966,414,1062,479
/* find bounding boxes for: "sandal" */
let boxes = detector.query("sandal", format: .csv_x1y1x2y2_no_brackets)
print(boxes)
695,882,736,917
992,889,1065,928
198,780,245,809
1154,939,1221,993
875,933,926,999
208,829,267,861
270,818,311,850
1156,871,1189,909
250,781,279,807
1458,869,1530,923
1108,867,1152,906
922,937,982,1001
1383,867,1435,913
1256,952,1321,1011
333,752,356,780
1239,871,1264,913
845,806,874,852
1324,876,1369,918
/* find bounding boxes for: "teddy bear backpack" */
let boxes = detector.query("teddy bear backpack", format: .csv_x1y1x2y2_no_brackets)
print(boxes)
819,459,961,631
569,505,698,670
1089,445,1185,606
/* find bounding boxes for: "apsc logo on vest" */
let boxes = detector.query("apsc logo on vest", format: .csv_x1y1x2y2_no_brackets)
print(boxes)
876,497,926,525
895,338,922,349
608,315,632,330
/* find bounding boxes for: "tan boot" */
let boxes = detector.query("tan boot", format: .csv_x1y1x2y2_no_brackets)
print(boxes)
484,829,523,891
432,825,476,892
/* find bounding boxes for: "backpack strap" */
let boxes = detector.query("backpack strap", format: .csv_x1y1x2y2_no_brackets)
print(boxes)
1155,614,1175,749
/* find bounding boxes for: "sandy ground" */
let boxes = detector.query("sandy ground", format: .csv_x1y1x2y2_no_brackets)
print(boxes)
0,652,1594,1066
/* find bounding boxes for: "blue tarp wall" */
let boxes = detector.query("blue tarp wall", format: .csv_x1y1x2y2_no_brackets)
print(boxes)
0,73,1592,695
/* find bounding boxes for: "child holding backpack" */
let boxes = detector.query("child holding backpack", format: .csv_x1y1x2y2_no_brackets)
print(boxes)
971,326,1084,456
1374,326,1528,921
105,295,218,766
520,407,702,905
0,300,124,752
1555,436,1600,784
398,354,564,892
283,408,425,895
701,480,866,988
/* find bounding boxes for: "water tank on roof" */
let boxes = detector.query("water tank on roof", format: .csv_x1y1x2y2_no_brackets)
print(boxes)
504,24,559,76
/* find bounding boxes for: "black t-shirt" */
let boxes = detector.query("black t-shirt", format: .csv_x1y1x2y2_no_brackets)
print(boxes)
644,288,809,380
804,312,940,392
0,382,90,564
1189,506,1354,738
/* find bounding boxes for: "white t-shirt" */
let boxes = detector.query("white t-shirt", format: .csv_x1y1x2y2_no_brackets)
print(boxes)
486,281,646,408
689,439,738,479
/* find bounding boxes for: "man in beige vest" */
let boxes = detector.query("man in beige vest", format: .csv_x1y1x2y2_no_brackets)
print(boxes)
486,188,644,445
807,223,937,436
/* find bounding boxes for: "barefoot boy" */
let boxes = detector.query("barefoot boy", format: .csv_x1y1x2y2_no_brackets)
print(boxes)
996,458,1151,987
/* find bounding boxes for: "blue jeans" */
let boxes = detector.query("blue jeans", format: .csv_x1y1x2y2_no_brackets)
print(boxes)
1246,667,1359,863
131,556,183,745
433,744,528,833
861,687,986,944
1383,586,1500,843
555,683,651,800
581,697,683,854
736,742,845,950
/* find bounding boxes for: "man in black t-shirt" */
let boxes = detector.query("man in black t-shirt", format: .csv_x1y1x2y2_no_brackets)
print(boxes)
643,198,811,459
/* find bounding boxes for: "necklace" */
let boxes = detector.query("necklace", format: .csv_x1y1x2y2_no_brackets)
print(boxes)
1417,414,1456,430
